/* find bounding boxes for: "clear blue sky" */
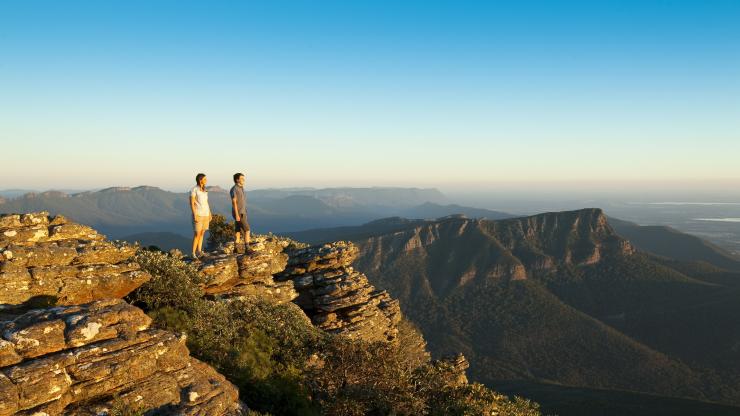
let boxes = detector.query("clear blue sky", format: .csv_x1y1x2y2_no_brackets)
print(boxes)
2,0,739,191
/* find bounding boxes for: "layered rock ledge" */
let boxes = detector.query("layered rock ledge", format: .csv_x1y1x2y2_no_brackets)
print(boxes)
0,299,242,416
193,236,299,305
276,242,401,343
0,212,150,308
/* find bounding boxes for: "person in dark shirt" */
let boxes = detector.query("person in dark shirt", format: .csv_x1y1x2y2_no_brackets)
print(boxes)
230,172,250,250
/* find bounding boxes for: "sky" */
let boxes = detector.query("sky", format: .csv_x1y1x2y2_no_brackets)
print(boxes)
1,0,739,192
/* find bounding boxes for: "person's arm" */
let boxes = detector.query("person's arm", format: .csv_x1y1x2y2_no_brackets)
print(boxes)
190,192,197,218
231,195,240,221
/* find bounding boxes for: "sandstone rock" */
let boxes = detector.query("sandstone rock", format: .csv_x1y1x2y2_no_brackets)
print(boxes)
0,225,48,247
435,353,470,386
199,254,239,291
47,223,104,242
72,240,137,265
278,241,358,278
278,242,402,343
0,213,150,308
0,213,246,415
236,251,288,283
195,235,297,304
0,262,150,307
0,299,150,361
0,242,78,269
0,299,243,416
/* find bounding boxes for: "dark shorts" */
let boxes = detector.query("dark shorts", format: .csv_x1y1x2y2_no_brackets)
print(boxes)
234,213,250,234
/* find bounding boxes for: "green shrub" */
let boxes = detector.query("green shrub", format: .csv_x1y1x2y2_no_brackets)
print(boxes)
208,213,233,249
129,249,203,312
306,338,426,415
396,317,432,369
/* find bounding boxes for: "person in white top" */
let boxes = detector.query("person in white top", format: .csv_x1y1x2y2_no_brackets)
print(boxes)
190,173,211,258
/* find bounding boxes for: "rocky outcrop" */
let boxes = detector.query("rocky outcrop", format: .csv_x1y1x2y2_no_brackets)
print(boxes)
196,238,402,343
0,212,150,308
276,242,401,343
0,212,244,415
194,236,298,305
435,353,470,386
0,299,242,416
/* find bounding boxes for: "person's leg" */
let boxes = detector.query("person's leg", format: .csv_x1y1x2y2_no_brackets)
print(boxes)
191,231,199,257
235,216,248,248
241,215,251,245
197,228,205,254
191,218,199,257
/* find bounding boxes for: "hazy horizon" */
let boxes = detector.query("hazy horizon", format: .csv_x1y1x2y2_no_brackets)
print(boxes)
3,179,740,198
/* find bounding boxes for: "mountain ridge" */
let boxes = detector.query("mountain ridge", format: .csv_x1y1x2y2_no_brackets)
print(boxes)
0,186,452,237
331,208,740,411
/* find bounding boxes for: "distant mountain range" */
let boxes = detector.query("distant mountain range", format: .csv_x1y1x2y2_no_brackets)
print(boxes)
290,208,740,414
0,186,462,239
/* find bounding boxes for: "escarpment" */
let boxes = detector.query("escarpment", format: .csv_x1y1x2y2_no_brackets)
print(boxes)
354,208,635,295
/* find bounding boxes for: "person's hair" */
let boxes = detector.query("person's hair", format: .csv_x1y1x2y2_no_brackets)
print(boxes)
195,173,206,190
233,172,244,183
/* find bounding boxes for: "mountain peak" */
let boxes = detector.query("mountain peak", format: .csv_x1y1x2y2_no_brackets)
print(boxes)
40,190,69,198
132,185,164,192
206,185,228,193
99,186,132,193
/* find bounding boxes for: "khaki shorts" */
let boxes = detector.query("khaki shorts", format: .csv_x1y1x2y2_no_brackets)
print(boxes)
193,215,210,233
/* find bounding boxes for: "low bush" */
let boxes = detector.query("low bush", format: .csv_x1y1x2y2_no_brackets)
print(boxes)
208,213,234,249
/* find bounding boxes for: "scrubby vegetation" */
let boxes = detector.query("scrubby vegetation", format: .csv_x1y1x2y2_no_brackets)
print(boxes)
129,249,542,415
207,213,234,249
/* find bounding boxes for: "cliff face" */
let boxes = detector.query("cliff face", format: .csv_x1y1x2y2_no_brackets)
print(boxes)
0,213,242,415
276,241,401,343
355,208,634,298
